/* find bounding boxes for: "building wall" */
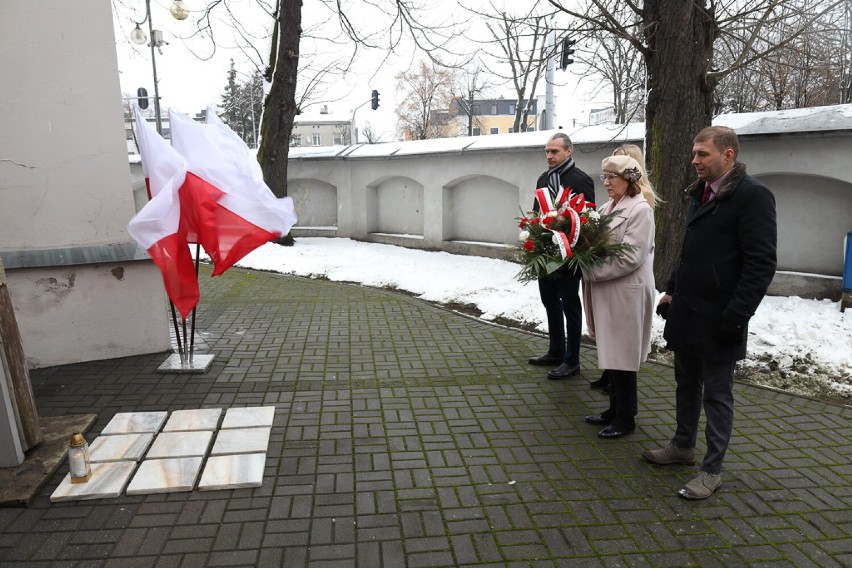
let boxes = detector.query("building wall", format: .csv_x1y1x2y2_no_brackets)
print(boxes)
291,121,350,147
0,1,170,368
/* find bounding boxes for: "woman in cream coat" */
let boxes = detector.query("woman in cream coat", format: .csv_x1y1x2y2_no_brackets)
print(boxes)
582,155,656,439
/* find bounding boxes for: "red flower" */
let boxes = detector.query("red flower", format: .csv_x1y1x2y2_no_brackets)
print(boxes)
523,240,535,251
542,216,554,227
530,217,540,225
518,218,528,228
580,216,589,225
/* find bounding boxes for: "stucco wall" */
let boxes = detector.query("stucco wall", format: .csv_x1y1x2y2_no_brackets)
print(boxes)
0,1,170,367
288,129,851,277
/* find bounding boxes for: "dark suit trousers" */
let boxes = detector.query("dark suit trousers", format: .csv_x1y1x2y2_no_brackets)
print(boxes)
537,272,581,367
672,351,736,475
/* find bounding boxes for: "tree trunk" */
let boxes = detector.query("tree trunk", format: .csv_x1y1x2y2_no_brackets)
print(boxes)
258,0,301,201
643,1,716,287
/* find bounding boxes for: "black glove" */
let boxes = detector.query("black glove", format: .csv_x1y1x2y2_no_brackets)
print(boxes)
715,315,745,345
655,301,670,320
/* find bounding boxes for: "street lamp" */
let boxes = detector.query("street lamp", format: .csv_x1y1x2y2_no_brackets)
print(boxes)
130,0,189,134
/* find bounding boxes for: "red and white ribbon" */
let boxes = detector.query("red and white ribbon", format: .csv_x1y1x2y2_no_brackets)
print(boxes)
535,187,555,214
551,208,582,260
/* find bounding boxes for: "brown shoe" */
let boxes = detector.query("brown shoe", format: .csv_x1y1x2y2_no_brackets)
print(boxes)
642,442,695,466
678,471,722,500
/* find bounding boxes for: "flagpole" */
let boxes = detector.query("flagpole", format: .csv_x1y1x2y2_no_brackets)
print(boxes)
189,243,201,363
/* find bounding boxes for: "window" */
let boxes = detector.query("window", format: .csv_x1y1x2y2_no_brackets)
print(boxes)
508,128,514,134
509,104,515,114
491,104,498,114
291,134,302,147
490,127,499,135
333,134,346,145
312,134,322,146
472,127,481,136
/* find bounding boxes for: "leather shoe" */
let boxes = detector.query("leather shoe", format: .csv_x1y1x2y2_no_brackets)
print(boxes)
528,354,562,366
584,412,613,425
597,423,635,439
589,374,609,390
679,471,722,500
547,363,580,380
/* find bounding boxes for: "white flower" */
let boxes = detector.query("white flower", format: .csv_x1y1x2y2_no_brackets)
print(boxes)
587,210,600,221
546,211,558,218
551,233,561,245
519,230,530,241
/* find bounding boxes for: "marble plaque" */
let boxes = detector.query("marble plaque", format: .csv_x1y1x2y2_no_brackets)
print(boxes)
198,453,265,491
211,427,271,456
146,431,213,459
220,406,276,429
100,411,167,435
126,457,203,495
163,408,223,432
50,461,137,502
89,433,154,463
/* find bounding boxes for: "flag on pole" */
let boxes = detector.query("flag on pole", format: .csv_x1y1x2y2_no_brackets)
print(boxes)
127,105,199,318
169,109,298,275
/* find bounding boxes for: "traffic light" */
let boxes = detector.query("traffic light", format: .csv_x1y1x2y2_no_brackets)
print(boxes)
137,87,149,109
560,37,576,71
371,89,380,110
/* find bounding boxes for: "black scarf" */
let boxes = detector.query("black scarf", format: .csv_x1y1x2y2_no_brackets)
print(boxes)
545,157,574,198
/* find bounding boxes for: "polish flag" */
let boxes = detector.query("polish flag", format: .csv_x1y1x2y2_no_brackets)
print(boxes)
168,109,298,275
127,105,199,318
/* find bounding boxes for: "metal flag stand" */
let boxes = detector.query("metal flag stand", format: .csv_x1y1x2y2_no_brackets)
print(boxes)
157,244,214,373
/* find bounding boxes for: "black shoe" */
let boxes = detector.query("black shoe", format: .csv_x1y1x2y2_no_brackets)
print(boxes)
528,354,562,366
547,363,581,380
589,373,609,390
584,412,613,425
597,423,635,439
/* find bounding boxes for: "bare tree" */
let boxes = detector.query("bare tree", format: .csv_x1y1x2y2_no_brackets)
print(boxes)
578,27,645,124
481,5,554,133
128,0,464,244
360,121,381,144
450,64,490,136
395,60,457,140
547,0,846,284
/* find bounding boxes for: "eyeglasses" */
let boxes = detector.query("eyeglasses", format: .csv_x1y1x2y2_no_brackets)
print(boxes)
599,173,619,181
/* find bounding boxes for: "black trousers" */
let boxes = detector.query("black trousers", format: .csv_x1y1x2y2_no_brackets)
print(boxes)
672,351,736,475
537,272,582,367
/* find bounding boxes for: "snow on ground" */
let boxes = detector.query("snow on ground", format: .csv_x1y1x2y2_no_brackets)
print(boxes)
223,237,852,404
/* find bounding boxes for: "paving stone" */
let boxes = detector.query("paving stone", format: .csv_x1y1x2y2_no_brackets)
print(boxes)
5,266,847,567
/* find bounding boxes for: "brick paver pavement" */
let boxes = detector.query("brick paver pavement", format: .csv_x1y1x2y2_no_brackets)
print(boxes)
1,265,850,566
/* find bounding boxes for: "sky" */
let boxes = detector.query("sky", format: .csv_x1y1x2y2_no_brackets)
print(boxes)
112,1,602,141
206,237,852,404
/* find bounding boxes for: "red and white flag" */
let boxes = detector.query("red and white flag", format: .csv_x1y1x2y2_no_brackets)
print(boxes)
127,105,199,318
169,109,298,275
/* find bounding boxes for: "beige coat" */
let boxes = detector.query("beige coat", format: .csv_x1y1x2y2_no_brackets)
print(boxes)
582,194,656,371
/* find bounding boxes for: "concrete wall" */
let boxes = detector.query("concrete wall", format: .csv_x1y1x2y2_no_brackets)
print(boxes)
0,1,170,368
288,125,852,280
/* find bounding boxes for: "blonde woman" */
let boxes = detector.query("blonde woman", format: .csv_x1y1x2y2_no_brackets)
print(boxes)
613,144,660,210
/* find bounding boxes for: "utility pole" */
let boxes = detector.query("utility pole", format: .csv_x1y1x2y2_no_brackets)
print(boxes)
544,26,555,131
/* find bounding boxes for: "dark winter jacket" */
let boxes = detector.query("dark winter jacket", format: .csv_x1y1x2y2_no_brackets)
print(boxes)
663,162,777,361
533,162,595,212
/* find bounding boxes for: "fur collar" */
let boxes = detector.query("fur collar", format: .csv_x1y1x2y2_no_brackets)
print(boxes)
683,162,747,202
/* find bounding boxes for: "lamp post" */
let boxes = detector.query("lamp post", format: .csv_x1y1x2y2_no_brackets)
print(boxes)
130,0,189,135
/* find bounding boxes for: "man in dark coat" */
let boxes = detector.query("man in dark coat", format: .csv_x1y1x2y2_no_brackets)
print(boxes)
528,133,595,380
645,126,777,499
